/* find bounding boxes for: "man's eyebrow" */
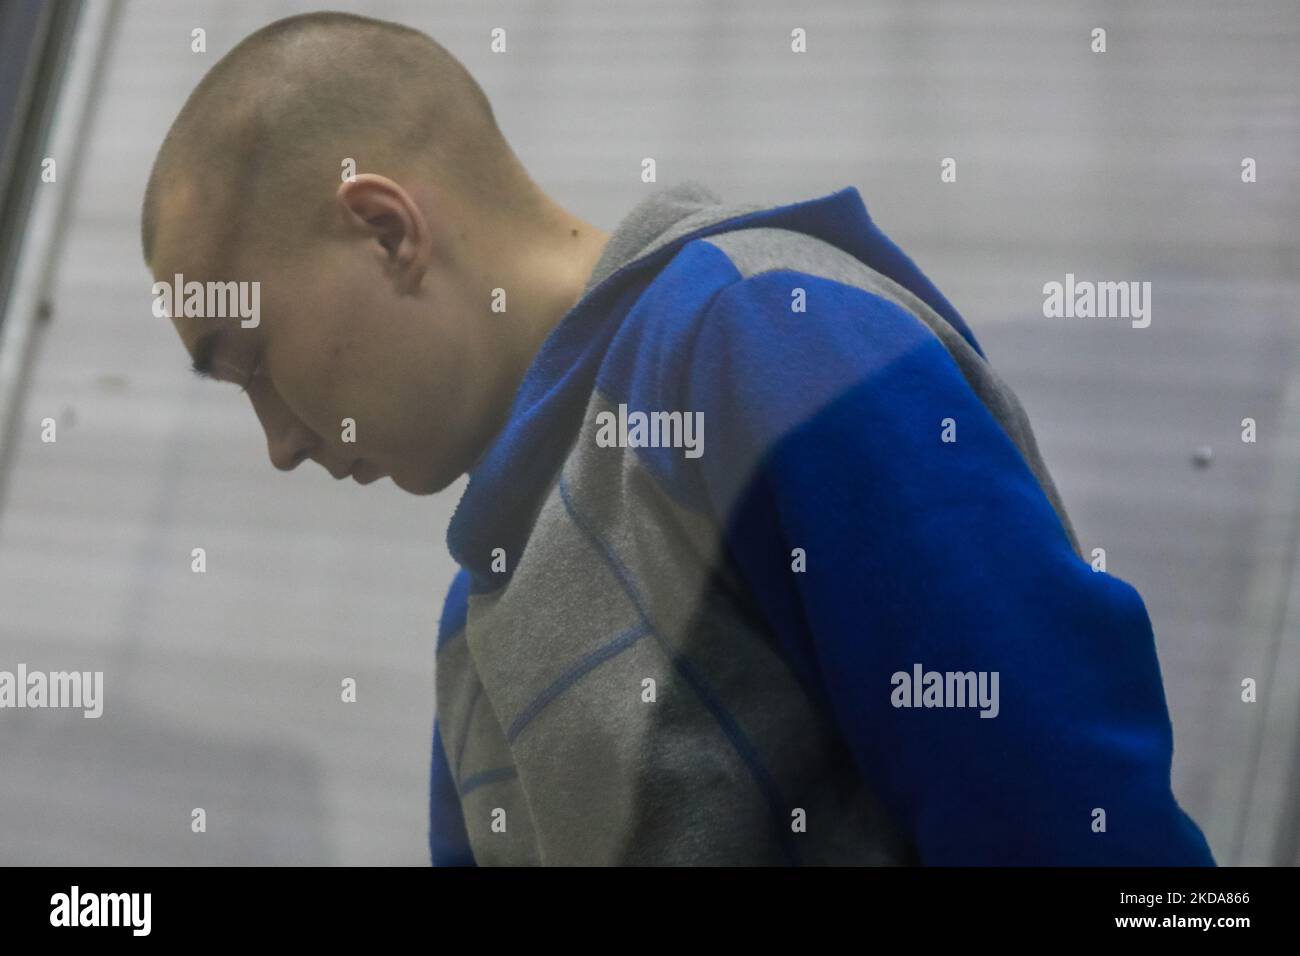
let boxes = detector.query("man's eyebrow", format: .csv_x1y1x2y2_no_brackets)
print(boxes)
190,329,222,379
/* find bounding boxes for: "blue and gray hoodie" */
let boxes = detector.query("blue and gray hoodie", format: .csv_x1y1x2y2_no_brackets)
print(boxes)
428,180,1215,866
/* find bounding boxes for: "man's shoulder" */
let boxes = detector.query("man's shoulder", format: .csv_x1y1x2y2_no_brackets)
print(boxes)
604,225,918,375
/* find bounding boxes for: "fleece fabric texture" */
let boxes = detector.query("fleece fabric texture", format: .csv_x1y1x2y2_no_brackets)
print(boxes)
427,180,1215,866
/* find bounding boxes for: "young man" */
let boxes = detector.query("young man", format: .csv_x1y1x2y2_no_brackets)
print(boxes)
143,12,1214,866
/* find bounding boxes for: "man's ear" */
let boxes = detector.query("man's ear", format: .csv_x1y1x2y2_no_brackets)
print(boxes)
336,174,428,284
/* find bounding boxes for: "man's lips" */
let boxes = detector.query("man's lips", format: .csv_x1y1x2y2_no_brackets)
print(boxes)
323,459,384,483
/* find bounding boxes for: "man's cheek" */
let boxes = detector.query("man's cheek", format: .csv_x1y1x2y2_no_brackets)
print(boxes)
268,375,340,449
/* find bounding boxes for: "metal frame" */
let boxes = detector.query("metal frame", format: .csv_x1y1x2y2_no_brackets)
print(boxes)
0,0,120,527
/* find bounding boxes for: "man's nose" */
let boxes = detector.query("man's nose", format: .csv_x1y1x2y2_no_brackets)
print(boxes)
267,432,314,472
244,380,318,472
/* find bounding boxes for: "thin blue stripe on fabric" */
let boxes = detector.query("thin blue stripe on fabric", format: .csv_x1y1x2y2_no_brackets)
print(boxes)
506,621,651,744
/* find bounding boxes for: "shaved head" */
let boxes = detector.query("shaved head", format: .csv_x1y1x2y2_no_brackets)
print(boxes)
141,11,539,270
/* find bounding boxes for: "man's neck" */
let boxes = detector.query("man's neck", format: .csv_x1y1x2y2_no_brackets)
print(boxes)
499,205,610,386
465,201,610,469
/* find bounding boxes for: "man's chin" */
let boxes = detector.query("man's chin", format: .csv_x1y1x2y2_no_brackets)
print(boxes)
390,466,455,496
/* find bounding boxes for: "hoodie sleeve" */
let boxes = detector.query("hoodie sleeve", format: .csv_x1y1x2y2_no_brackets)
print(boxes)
429,717,476,866
682,272,1215,865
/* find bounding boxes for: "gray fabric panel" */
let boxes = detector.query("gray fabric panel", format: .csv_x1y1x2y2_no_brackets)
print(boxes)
699,227,1083,557
510,636,789,864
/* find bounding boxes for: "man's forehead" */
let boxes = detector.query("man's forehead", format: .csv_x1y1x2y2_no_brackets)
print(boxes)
150,184,252,354
152,188,216,280
150,172,254,281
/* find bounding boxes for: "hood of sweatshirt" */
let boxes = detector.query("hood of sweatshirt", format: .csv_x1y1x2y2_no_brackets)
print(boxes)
446,180,979,585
